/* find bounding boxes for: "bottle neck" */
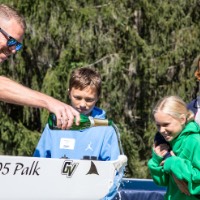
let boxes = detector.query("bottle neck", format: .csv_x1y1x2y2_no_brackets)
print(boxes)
92,118,112,127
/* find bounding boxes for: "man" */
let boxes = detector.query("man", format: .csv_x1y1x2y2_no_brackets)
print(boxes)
0,4,80,129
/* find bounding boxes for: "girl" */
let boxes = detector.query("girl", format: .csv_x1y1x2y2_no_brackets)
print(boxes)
148,95,200,200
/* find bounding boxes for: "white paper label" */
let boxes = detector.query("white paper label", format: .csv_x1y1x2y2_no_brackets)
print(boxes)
60,138,75,150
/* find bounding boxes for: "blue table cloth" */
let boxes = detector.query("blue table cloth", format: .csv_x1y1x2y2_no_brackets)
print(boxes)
112,178,166,200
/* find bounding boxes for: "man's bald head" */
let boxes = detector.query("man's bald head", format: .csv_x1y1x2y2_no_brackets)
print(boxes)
0,4,26,31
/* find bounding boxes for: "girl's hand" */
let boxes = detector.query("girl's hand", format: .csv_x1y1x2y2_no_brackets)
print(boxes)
153,143,170,157
170,151,175,156
153,144,170,166
170,151,190,195
172,174,190,195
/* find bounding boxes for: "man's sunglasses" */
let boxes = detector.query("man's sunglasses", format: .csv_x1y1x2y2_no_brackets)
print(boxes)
0,27,22,51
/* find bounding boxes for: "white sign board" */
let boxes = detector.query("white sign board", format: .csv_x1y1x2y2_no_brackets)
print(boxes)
0,155,127,200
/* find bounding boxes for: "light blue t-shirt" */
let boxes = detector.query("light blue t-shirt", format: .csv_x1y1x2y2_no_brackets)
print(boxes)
33,107,122,199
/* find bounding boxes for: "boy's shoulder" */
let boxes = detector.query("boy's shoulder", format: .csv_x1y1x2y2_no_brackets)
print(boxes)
91,106,106,119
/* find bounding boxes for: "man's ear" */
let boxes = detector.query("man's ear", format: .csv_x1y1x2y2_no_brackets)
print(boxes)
68,89,71,99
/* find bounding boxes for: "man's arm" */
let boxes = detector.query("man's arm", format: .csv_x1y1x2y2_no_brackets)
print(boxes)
0,76,80,129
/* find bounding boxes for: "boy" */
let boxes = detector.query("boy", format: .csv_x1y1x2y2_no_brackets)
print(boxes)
34,67,121,199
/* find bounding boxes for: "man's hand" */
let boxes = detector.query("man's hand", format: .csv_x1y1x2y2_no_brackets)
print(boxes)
48,99,80,130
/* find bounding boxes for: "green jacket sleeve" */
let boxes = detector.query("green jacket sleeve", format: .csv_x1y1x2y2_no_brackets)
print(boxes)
164,136,200,195
148,148,169,186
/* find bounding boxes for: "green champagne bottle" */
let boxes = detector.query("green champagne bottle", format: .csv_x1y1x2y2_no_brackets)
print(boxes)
48,113,113,130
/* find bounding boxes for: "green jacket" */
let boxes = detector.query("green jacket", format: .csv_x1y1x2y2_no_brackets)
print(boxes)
148,121,200,200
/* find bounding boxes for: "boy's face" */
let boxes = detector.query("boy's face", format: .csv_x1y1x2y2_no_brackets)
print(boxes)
69,86,99,115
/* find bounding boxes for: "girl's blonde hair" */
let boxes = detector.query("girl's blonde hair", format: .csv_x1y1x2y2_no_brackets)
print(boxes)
153,96,194,122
